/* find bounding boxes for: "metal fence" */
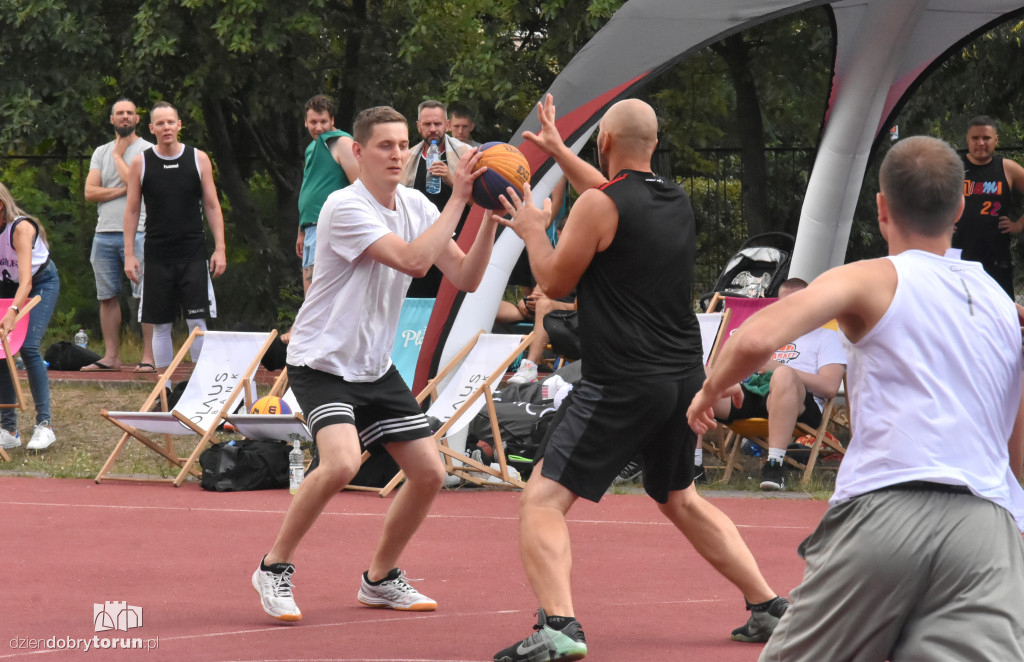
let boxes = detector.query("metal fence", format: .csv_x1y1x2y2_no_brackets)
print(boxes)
676,146,816,299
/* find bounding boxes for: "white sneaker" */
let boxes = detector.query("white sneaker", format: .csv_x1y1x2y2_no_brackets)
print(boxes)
252,559,302,622
0,429,20,449
357,568,437,611
507,359,538,384
26,423,55,451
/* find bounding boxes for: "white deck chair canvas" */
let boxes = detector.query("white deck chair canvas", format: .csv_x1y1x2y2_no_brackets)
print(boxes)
95,328,277,486
695,311,732,467
362,331,534,497
224,368,311,445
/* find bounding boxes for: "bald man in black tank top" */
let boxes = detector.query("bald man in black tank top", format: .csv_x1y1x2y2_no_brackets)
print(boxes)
491,95,787,662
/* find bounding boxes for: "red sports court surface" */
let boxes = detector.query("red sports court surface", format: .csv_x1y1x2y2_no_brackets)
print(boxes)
2,476,826,661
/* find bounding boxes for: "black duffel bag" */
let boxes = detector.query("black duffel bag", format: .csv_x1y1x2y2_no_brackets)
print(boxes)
199,439,290,491
44,341,102,371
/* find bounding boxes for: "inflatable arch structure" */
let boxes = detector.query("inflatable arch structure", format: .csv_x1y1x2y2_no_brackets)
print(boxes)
414,0,1024,392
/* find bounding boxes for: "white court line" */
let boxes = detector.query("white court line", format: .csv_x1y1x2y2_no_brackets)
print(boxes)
0,500,813,529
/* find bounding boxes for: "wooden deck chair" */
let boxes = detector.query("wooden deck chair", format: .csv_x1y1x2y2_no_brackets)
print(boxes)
370,331,534,497
95,328,277,486
719,318,847,485
0,296,41,461
700,296,778,463
695,310,730,466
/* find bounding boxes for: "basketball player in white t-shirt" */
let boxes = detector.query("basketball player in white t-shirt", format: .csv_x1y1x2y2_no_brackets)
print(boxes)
252,106,493,622
689,136,1024,661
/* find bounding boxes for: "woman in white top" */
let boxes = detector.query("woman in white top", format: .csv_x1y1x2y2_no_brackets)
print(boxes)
0,183,61,451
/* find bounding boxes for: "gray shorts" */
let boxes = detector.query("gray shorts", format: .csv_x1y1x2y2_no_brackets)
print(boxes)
760,484,1024,662
302,225,317,270
91,231,145,300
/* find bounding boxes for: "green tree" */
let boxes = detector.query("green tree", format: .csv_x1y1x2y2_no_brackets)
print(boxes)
1,0,622,333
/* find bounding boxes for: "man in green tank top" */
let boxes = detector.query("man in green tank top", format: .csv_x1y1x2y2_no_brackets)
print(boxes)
296,94,360,293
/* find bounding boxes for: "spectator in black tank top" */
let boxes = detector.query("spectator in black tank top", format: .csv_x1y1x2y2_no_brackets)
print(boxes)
123,101,227,370
491,95,788,662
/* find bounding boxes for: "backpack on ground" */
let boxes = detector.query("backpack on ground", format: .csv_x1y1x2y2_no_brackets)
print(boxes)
44,341,102,371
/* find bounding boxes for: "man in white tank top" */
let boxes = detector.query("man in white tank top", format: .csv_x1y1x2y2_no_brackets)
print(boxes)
689,135,1024,661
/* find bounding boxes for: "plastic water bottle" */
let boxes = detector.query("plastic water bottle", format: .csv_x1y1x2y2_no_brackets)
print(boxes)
74,329,88,348
288,439,305,495
425,140,441,194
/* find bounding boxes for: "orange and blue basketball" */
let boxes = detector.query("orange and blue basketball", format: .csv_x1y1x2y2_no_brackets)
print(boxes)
472,142,531,210
250,395,291,415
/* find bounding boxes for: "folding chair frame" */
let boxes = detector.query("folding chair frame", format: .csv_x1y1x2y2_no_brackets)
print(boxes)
719,393,846,485
359,330,533,497
95,327,276,486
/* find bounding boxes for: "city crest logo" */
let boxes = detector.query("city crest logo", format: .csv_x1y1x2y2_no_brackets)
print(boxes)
94,601,143,632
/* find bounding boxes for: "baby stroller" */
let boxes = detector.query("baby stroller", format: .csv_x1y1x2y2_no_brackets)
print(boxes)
699,232,794,311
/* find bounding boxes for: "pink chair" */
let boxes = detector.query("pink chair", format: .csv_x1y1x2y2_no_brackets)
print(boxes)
0,295,40,461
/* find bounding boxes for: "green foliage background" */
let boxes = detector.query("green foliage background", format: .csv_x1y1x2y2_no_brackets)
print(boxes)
1,1,1023,343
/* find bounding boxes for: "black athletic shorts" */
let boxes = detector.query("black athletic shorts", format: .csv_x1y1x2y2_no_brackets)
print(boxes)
722,383,822,429
537,371,703,504
141,258,210,323
286,363,432,446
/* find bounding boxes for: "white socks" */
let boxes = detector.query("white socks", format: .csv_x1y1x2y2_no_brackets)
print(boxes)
153,323,174,368
186,318,207,362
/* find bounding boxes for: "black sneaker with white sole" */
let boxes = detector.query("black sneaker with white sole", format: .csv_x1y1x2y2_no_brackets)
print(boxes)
759,458,785,491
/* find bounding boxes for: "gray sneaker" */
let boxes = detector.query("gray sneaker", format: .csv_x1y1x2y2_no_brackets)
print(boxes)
508,359,539,384
357,568,436,611
494,609,587,662
731,596,789,642
612,459,642,486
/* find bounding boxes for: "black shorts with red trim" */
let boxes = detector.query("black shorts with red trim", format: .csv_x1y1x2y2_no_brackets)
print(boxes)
286,363,432,447
537,371,703,504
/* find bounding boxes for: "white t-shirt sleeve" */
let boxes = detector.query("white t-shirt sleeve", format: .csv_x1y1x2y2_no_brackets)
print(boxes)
324,192,392,263
816,328,847,369
89,145,104,172
402,187,441,238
